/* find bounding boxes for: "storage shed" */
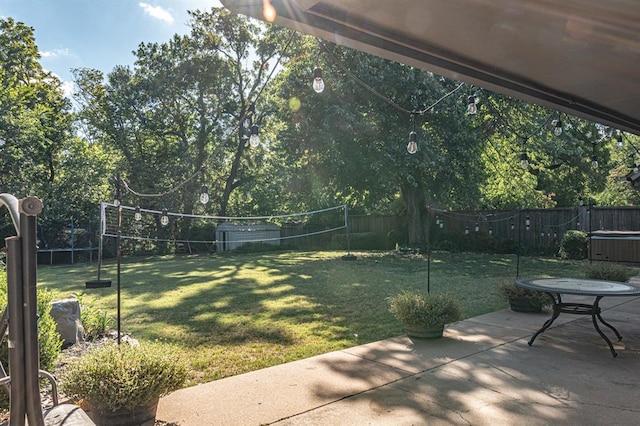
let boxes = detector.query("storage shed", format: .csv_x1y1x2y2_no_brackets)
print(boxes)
590,231,640,263
215,222,281,253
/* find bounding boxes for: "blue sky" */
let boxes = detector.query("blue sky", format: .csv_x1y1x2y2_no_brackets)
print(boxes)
0,0,222,93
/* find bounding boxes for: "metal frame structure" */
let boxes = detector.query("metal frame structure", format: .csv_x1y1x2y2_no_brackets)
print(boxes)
0,194,53,426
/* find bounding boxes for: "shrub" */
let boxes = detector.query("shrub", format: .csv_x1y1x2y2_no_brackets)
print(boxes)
585,263,635,282
559,230,588,260
499,281,550,311
60,342,188,411
388,290,462,327
0,271,62,372
75,293,114,340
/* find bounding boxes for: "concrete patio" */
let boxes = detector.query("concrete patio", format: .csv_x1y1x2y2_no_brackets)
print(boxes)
156,292,640,425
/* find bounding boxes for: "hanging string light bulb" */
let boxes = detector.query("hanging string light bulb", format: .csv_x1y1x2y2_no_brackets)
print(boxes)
467,95,477,115
249,123,260,148
591,154,599,170
475,222,480,232
407,131,418,154
134,206,142,221
312,67,325,93
200,184,209,204
161,208,169,226
407,113,418,154
553,118,563,136
525,215,530,231
520,151,529,170
617,133,624,147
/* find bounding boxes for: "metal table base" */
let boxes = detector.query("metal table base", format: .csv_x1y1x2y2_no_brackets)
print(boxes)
528,294,622,357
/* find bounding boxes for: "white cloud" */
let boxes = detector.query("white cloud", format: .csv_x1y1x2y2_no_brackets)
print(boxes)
40,48,72,58
139,3,175,24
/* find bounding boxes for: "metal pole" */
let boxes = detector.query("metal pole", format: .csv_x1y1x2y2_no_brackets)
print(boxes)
20,197,45,426
589,202,593,264
117,200,122,345
516,210,522,279
6,237,26,426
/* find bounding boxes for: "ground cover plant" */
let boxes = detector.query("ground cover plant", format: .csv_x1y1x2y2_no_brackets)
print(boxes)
37,251,607,386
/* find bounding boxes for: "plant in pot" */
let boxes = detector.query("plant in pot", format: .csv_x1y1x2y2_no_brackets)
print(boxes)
499,282,550,313
388,290,462,339
60,342,188,426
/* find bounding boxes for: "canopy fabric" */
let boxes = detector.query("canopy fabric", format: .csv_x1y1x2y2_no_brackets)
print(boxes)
222,0,640,135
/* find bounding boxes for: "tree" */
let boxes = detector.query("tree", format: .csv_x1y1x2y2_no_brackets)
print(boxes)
266,42,485,244
74,8,295,242
0,18,72,196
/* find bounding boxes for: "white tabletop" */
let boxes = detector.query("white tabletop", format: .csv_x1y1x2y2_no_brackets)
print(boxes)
516,277,640,296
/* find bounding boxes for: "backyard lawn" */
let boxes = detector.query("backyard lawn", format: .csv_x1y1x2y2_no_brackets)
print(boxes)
38,250,599,385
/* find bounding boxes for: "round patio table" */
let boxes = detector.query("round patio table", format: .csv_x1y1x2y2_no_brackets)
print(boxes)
516,277,640,357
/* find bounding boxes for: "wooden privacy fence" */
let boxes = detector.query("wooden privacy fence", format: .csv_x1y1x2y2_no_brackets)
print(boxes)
343,206,640,254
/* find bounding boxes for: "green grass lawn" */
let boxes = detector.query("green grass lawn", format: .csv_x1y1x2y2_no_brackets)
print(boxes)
38,250,601,385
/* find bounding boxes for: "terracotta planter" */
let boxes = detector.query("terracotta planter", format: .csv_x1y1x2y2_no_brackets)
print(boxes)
403,323,444,339
89,397,159,426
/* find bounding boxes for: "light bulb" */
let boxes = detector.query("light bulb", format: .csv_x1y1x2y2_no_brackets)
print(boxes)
134,206,142,221
520,152,529,170
475,223,479,232
554,120,563,136
465,227,469,235
249,124,260,148
617,134,623,147
161,208,169,226
407,131,417,154
591,155,599,170
467,95,477,115
113,198,120,207
200,185,209,204
489,227,493,235
312,67,325,93
510,221,515,231
634,164,639,173
439,221,443,229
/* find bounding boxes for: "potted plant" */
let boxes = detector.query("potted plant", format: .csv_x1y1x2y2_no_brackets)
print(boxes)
499,282,550,313
388,290,462,339
60,342,188,426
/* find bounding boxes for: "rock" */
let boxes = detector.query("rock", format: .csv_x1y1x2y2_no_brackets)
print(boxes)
50,298,84,348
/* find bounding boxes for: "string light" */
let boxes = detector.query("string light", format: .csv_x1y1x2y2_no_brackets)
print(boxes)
553,118,563,136
591,154,599,170
249,123,261,148
407,131,418,154
475,222,480,232
161,208,169,226
407,113,418,154
199,184,209,205
312,67,325,93
467,95,477,115
134,206,142,221
617,133,623,147
525,215,530,231
520,151,529,170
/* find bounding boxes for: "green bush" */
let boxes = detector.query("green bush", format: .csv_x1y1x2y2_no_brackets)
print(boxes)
60,342,188,411
559,230,588,259
75,293,114,340
499,281,550,311
330,232,380,250
388,290,462,327
0,271,62,372
585,263,635,282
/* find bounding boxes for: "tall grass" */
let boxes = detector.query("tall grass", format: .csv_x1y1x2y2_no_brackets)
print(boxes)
38,251,601,384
